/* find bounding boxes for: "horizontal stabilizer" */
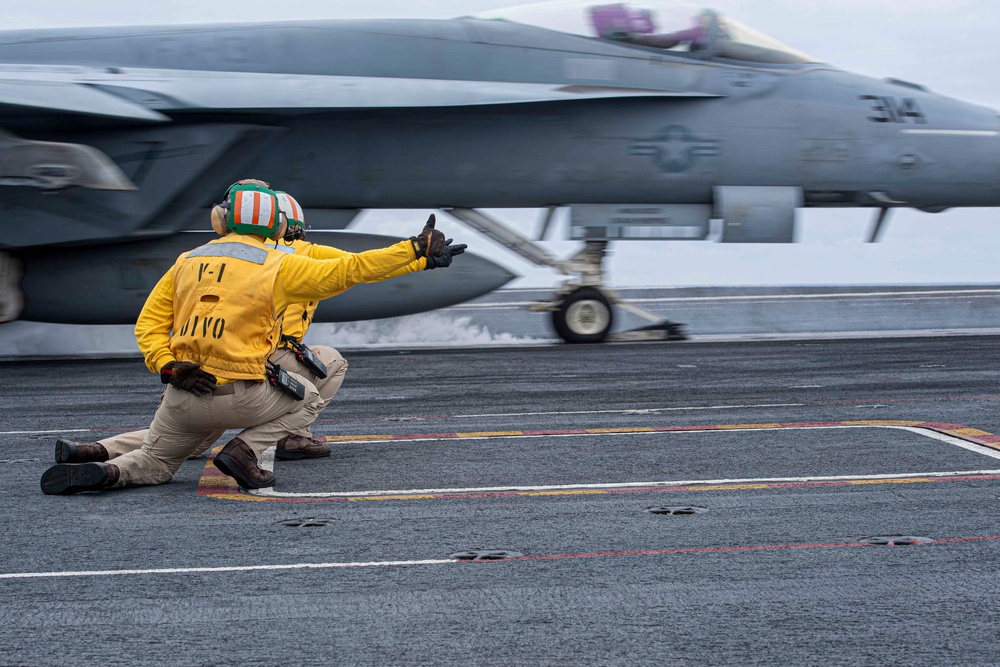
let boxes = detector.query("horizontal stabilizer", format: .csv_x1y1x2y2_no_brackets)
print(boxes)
0,78,169,121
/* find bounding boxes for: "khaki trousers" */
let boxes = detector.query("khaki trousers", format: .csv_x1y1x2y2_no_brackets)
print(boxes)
100,345,347,464
270,345,348,438
111,373,320,487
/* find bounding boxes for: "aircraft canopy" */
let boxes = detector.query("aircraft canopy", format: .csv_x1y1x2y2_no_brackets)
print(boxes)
472,1,818,64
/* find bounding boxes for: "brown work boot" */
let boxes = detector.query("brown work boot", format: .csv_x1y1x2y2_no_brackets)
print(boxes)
275,434,331,460
213,438,276,489
40,462,120,495
54,438,109,463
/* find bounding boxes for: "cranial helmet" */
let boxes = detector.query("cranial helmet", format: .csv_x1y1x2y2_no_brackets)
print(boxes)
275,191,306,241
210,180,286,239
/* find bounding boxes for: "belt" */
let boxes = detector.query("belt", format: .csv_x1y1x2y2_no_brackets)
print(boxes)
212,380,263,396
278,337,302,351
213,383,236,396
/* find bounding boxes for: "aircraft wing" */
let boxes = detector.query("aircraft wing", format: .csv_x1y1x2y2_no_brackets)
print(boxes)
0,67,720,115
0,77,169,121
86,70,720,109
0,66,720,215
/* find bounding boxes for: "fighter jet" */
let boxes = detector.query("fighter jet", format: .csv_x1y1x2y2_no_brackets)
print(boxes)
1,0,998,342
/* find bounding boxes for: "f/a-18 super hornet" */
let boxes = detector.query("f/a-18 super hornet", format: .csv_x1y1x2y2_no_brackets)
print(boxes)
1,0,998,343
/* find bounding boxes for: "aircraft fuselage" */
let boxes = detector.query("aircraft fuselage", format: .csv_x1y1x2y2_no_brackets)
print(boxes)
0,17,996,249
0,15,997,329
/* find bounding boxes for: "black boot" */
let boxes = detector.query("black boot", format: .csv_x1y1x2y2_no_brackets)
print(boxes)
214,438,276,489
55,439,109,463
40,463,120,495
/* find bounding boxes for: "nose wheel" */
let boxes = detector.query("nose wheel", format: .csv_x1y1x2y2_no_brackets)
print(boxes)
552,287,614,344
442,208,686,344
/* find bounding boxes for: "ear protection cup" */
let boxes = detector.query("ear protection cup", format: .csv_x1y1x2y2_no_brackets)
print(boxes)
210,205,230,235
276,213,288,242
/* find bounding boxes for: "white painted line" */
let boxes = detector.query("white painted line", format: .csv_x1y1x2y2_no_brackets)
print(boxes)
0,429,91,435
253,425,1000,498
913,428,1000,460
900,129,1000,136
448,289,1000,310
0,558,456,581
251,468,1000,499
692,329,1000,343
449,403,804,419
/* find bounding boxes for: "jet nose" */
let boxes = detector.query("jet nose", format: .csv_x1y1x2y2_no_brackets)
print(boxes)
309,231,516,322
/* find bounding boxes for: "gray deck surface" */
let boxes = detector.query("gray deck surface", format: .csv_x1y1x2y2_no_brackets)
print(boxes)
3,336,1000,665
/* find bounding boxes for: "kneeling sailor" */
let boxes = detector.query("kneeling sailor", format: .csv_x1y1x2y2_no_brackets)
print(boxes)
41,180,450,494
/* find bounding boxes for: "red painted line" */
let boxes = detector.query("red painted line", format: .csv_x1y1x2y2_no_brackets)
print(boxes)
319,421,1000,451
521,429,590,436
498,535,1000,563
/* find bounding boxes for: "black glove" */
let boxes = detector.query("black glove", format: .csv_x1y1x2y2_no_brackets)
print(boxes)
424,239,468,270
160,361,218,396
409,214,447,259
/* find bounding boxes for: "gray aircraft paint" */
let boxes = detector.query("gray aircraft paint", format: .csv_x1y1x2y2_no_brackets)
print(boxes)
15,231,513,324
0,1,998,325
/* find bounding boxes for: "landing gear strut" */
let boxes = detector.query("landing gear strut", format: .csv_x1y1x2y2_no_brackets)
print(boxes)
444,208,687,344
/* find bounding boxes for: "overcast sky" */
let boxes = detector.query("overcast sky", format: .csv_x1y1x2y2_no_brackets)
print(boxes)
2,1,1000,353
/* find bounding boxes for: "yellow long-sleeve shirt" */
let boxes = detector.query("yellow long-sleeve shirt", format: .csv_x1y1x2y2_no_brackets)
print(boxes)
277,239,427,341
135,234,417,377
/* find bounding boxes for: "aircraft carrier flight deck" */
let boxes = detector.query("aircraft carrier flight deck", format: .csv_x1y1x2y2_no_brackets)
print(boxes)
2,333,1000,665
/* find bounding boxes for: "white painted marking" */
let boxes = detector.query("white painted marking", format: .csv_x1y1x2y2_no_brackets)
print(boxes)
0,558,456,581
252,468,1000,499
449,403,804,419
0,429,90,435
448,289,1000,310
916,428,1000,460
900,129,1000,136
253,426,1000,498
693,329,1000,343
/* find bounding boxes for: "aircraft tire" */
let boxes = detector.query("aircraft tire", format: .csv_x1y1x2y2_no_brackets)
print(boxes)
552,287,613,344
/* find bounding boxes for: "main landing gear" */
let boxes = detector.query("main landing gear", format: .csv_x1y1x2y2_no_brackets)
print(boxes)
444,208,687,344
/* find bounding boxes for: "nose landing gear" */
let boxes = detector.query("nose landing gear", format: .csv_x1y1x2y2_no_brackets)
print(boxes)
444,208,686,344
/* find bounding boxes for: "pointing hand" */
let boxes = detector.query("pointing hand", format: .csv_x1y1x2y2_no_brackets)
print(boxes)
424,239,468,270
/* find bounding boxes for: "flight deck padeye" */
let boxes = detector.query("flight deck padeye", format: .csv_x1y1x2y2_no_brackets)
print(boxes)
570,205,711,241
